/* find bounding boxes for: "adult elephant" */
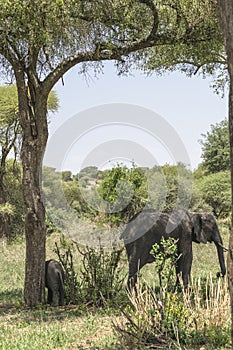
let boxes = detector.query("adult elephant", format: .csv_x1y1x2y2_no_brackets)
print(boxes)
45,259,65,306
121,209,226,290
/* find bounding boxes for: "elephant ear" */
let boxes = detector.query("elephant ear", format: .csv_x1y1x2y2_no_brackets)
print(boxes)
192,213,207,243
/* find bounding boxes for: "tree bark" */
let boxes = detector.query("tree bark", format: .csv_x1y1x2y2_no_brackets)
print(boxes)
229,76,233,349
218,1,233,347
16,75,48,307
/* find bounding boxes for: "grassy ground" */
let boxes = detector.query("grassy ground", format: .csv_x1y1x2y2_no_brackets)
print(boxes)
0,222,231,350
0,307,119,350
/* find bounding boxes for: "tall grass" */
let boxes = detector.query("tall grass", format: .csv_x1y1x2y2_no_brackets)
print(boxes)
114,275,230,349
190,274,230,329
114,232,230,350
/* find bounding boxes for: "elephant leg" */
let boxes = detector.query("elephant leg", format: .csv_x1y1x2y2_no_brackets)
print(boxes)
127,274,138,291
127,256,148,291
59,290,64,306
176,250,193,290
52,289,60,307
47,288,53,305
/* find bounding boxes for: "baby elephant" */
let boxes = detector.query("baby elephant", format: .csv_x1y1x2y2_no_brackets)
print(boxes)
45,259,65,306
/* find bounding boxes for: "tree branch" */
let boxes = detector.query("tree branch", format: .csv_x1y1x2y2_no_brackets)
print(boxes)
42,0,159,92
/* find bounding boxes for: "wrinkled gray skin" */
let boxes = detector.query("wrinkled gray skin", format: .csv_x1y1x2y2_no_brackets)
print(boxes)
45,259,65,306
121,209,226,290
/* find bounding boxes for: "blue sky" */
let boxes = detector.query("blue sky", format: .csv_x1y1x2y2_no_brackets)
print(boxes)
46,61,228,173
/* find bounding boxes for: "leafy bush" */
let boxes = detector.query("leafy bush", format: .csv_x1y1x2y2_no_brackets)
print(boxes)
55,237,125,307
151,237,179,294
77,245,125,307
54,239,81,304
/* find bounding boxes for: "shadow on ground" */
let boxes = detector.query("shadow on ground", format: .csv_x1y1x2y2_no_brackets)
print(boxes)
0,292,95,322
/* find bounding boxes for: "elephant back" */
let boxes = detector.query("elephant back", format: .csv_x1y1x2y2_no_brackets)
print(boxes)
120,209,162,244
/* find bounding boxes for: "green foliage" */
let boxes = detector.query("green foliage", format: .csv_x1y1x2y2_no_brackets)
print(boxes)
160,163,192,211
98,164,148,225
77,166,99,182
0,1,223,93
0,160,24,236
0,0,160,78
54,238,125,307
45,163,193,229
54,239,81,305
192,170,231,217
6,159,231,235
64,180,97,218
43,166,98,232
0,202,15,217
42,167,69,232
0,86,58,191
0,85,58,174
47,91,59,113
61,171,72,182
199,119,230,173
77,245,124,307
0,85,58,238
151,238,179,294
144,163,192,212
193,120,231,217
0,85,18,124
0,85,58,126
161,165,179,210
143,0,225,82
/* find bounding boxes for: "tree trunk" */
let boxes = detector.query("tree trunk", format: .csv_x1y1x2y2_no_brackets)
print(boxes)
229,79,233,349
218,1,233,347
17,78,48,307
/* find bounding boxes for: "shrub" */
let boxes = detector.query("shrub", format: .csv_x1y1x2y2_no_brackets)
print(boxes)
55,237,125,307
151,237,179,295
114,239,230,349
54,239,81,305
77,245,125,307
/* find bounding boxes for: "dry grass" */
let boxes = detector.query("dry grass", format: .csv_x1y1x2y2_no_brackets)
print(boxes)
188,274,230,329
114,273,231,349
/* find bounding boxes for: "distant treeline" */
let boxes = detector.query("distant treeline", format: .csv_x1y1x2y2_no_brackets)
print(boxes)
0,161,230,239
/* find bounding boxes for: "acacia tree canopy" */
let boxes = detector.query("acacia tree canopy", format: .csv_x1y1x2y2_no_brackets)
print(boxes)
143,0,225,77
0,0,159,89
0,0,224,87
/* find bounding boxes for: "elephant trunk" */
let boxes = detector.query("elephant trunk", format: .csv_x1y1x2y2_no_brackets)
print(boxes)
214,241,226,277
